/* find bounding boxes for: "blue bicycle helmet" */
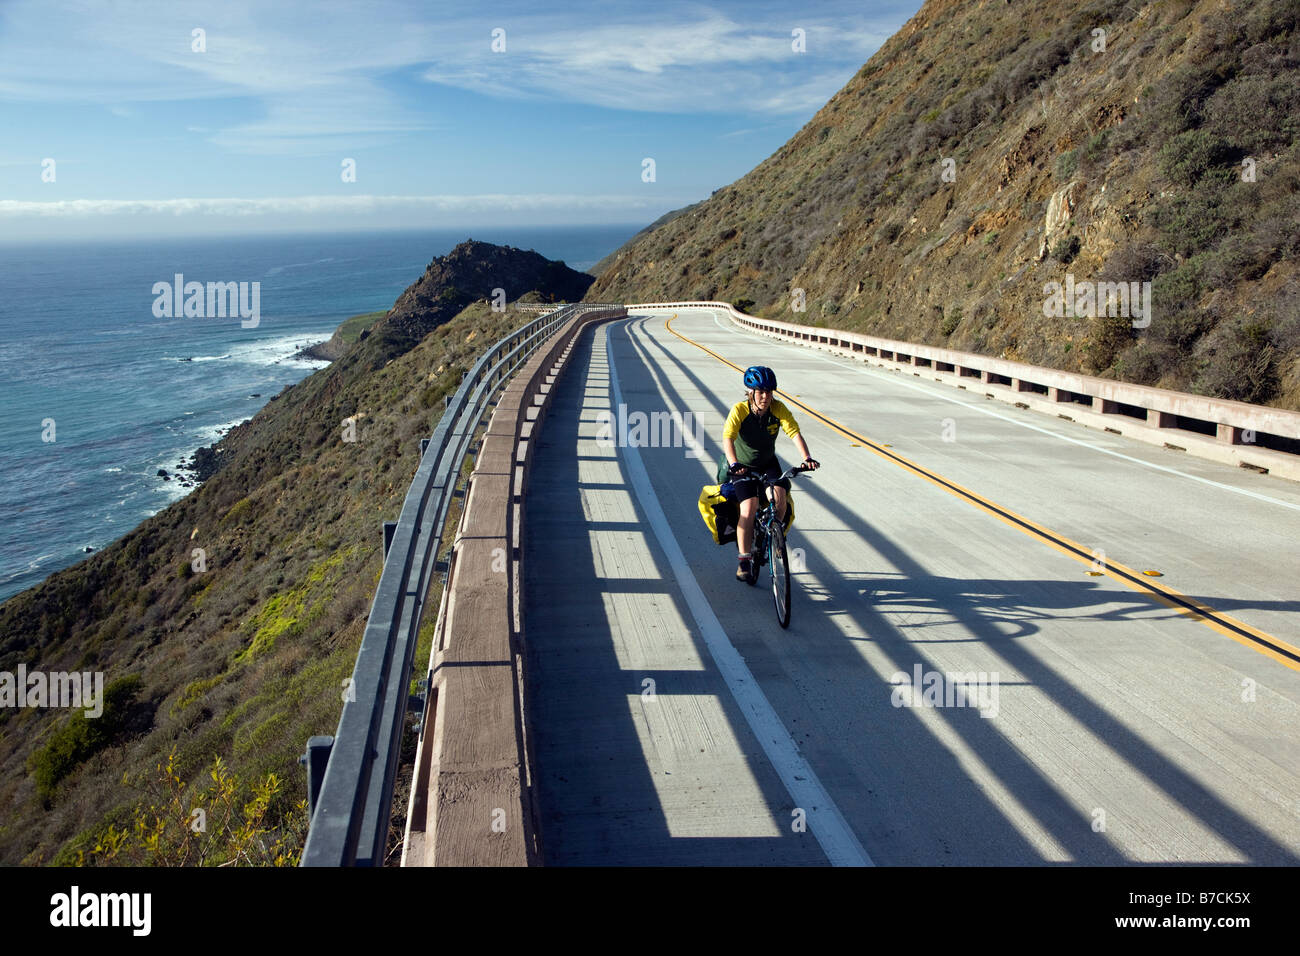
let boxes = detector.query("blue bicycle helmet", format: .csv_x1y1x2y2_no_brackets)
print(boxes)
743,365,777,391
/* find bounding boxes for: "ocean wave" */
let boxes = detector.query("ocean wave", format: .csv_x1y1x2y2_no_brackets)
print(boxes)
199,417,251,443
92,327,146,337
0,550,60,586
225,334,331,368
154,417,249,473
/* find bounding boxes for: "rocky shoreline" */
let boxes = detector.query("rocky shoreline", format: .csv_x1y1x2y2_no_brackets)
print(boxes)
294,338,344,362
160,435,233,490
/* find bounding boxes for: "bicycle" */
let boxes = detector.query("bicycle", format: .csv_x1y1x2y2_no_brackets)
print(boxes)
731,463,813,628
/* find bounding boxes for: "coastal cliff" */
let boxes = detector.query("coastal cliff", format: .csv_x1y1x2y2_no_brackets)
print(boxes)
0,240,591,865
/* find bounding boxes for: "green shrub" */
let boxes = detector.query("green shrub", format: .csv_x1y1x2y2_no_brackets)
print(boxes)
27,674,143,799
941,307,961,336
72,748,307,867
1056,149,1079,181
1086,315,1134,373
1191,317,1277,404
1148,306,1216,353
1152,261,1201,310
1052,234,1081,264
732,298,756,314
1113,341,1171,386
1100,242,1168,284
1083,130,1110,164
1159,129,1234,186
1152,191,1232,257
1205,74,1300,153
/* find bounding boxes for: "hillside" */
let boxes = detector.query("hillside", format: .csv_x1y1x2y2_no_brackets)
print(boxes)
0,241,592,865
589,0,1300,409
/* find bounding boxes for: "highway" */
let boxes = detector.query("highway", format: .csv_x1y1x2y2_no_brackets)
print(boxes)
520,306,1300,865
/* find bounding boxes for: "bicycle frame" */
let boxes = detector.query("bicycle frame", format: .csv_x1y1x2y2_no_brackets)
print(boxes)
731,464,812,627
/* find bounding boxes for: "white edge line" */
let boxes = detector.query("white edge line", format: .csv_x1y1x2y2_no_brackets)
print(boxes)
694,309,1300,514
605,318,873,867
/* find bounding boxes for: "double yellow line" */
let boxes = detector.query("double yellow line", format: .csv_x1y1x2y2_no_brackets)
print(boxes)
664,313,1300,672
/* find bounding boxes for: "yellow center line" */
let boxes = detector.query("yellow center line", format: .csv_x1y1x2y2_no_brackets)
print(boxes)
664,312,1300,672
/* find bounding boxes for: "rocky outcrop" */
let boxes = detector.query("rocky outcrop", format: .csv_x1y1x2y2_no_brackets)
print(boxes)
373,240,594,354
297,335,350,362
1038,181,1081,261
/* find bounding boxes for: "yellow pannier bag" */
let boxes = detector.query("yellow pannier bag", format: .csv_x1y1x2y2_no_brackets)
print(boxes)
697,483,794,546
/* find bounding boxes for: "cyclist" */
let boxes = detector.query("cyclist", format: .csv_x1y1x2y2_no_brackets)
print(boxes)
723,365,819,581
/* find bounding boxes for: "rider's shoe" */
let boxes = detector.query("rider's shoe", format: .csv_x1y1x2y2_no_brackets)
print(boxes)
736,555,752,581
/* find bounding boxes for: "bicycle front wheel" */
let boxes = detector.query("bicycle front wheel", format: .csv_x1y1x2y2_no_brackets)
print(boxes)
769,520,791,628
748,515,766,586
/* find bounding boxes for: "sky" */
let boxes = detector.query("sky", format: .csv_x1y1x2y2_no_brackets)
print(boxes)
0,0,923,240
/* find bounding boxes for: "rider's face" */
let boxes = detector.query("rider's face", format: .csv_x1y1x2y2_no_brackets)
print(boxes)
750,388,772,411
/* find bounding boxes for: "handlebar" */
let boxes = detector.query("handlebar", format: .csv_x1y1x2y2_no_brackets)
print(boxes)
728,462,817,483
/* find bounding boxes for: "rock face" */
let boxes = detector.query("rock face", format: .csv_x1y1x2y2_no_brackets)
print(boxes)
297,336,349,362
587,0,1300,408
1038,182,1081,261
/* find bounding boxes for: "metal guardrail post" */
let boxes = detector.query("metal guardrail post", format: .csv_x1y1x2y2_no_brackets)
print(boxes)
300,736,334,818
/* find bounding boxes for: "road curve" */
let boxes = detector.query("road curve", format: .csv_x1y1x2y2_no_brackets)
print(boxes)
521,307,1300,865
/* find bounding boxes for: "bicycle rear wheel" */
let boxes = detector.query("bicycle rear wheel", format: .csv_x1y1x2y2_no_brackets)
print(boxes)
769,520,790,628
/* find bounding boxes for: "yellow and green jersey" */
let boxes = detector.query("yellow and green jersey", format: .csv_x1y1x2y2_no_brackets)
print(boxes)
723,398,800,469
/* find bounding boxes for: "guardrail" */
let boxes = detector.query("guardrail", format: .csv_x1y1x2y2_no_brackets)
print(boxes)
399,304,626,866
627,301,1300,481
513,302,572,313
300,303,582,867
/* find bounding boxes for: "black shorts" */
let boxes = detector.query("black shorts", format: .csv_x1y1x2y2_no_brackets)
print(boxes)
726,461,789,503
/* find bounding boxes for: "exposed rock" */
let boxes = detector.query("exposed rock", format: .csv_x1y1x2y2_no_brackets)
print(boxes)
1038,181,1081,261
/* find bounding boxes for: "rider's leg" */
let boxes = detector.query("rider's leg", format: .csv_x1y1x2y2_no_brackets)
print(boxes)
737,496,758,556
772,485,787,523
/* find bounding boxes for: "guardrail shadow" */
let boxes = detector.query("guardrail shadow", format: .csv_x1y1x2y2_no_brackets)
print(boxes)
616,310,1298,864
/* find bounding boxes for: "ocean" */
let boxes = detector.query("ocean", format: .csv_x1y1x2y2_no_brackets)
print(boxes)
0,225,638,603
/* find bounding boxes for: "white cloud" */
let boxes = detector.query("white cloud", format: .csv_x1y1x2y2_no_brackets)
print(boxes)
0,0,440,153
0,0,906,157
423,15,893,114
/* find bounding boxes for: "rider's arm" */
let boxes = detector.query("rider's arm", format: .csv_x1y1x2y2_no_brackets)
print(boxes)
723,435,739,469
773,400,817,469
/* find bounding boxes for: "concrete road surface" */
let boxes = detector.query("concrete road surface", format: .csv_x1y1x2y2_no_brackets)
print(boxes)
522,307,1300,865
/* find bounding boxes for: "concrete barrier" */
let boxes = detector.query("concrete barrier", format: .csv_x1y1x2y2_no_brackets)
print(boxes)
626,301,1300,482
403,306,626,866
